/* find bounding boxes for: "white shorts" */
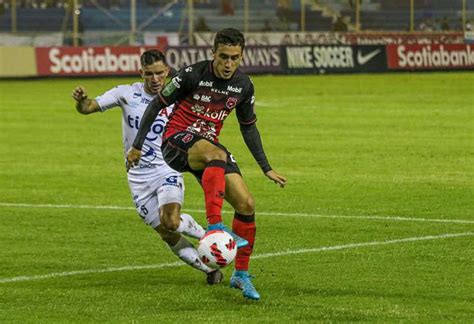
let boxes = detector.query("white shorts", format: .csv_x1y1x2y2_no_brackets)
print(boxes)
127,167,185,229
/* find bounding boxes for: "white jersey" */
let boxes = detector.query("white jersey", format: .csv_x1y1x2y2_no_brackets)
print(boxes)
96,82,173,171
96,82,184,228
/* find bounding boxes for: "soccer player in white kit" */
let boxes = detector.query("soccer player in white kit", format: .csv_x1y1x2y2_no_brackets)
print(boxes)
71,49,223,284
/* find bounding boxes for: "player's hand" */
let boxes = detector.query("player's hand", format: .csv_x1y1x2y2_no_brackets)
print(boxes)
72,86,88,102
265,170,287,188
126,147,142,171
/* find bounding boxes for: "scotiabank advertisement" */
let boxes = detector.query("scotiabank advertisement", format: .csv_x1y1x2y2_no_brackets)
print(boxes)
387,44,474,70
32,44,474,77
35,46,153,76
35,45,283,76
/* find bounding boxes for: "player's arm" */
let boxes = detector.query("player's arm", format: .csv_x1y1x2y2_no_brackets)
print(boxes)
126,95,168,169
240,122,286,187
128,72,191,168
72,86,100,114
237,84,287,187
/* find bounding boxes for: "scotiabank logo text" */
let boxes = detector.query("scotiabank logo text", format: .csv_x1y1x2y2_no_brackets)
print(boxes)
43,47,146,74
394,45,474,68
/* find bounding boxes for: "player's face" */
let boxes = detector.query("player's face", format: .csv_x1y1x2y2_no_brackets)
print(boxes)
212,43,243,79
140,60,169,95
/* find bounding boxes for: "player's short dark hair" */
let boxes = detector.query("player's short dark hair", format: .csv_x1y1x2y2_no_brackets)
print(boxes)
213,28,245,52
140,49,166,67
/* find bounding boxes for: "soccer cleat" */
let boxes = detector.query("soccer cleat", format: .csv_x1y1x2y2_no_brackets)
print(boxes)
230,271,260,300
207,222,248,249
206,269,224,285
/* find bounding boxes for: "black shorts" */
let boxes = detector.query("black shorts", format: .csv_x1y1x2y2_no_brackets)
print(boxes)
161,131,241,181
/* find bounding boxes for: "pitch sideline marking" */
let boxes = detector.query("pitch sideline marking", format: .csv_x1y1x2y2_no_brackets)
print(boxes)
1,232,472,284
0,202,473,225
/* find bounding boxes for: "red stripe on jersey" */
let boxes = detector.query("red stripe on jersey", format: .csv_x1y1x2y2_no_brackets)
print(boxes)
164,98,225,142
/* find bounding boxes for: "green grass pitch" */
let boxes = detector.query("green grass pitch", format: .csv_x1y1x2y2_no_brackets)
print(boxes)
1,72,473,322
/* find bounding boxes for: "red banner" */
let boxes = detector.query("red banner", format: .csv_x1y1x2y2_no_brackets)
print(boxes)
35,46,153,76
387,44,474,70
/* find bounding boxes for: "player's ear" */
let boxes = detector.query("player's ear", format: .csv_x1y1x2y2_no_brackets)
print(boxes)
139,68,144,78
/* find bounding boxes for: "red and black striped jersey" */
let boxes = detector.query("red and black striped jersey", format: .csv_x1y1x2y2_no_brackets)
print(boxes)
158,60,256,142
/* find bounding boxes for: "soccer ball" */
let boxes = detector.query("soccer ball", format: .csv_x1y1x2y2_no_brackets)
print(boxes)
198,230,237,269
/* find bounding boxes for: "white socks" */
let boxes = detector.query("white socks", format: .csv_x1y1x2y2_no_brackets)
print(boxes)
176,213,205,239
170,236,212,273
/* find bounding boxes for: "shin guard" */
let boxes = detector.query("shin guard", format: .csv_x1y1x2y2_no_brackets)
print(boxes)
202,160,227,225
232,213,256,271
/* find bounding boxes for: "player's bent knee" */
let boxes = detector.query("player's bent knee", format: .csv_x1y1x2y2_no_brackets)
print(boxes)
201,148,227,165
160,206,181,232
234,195,255,215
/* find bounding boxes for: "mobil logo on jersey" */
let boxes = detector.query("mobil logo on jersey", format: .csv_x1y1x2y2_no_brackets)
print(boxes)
227,85,242,93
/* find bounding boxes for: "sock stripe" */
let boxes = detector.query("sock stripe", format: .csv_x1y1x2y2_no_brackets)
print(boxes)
234,212,255,223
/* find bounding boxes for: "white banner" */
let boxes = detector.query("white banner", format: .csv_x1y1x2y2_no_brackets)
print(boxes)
143,32,180,47
0,33,63,46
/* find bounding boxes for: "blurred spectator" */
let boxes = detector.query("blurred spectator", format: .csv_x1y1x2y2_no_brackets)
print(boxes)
466,20,473,31
418,18,434,31
220,0,234,16
276,0,291,20
440,16,450,31
333,15,348,32
261,19,274,32
195,16,211,32
276,0,292,29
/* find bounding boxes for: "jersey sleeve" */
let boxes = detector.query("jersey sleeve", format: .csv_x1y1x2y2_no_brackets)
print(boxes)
157,67,196,106
236,80,257,125
95,85,125,112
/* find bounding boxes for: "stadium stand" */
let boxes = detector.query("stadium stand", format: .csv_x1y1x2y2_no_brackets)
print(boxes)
0,0,471,33
336,0,470,31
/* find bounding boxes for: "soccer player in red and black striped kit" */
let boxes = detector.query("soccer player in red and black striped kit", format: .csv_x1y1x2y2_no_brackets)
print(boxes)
127,28,286,300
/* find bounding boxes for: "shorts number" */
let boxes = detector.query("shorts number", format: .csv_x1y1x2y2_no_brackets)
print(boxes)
140,205,149,215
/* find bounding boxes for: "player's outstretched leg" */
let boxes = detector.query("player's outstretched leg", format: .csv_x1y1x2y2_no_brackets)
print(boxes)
206,222,248,249
176,213,205,239
229,213,259,300
169,235,223,285
202,160,227,225
203,160,248,248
